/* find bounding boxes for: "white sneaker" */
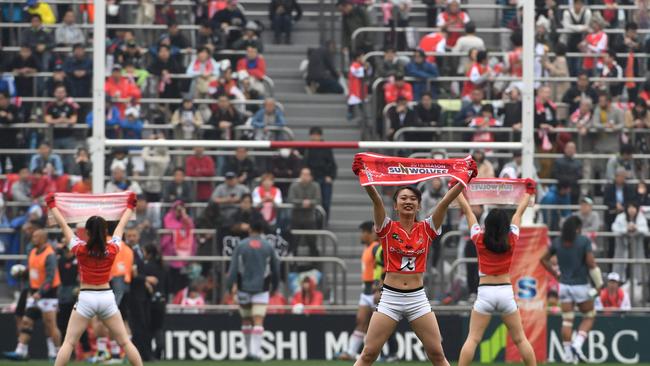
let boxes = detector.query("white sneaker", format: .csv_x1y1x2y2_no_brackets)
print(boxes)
571,345,587,363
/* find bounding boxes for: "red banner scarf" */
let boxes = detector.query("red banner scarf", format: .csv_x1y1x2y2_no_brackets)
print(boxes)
451,178,535,207
47,192,135,225
355,152,474,187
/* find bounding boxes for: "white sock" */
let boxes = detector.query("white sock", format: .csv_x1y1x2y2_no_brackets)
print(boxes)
251,326,264,358
96,337,109,354
46,337,57,358
109,339,121,356
347,330,365,356
15,342,28,356
242,325,252,355
563,341,573,358
572,331,587,349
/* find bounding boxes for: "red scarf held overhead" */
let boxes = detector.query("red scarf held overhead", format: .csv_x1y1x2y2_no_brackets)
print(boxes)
354,152,474,187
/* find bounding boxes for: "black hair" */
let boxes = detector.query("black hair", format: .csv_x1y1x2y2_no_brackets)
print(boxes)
0,91,8,99
480,103,494,115
72,43,85,51
359,221,374,233
510,31,523,47
476,50,488,63
625,202,640,222
415,49,426,59
384,46,396,53
241,193,252,202
309,126,323,135
144,243,163,266
249,219,265,233
465,21,476,34
483,209,511,254
557,179,572,191
598,90,612,101
421,91,433,99
173,167,185,174
30,14,42,22
576,70,590,79
620,143,634,155
554,42,567,57
561,216,582,246
626,22,638,32
85,216,108,257
158,44,170,52
392,186,422,204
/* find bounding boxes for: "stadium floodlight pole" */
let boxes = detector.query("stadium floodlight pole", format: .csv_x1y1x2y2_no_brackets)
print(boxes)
521,0,536,225
90,0,107,194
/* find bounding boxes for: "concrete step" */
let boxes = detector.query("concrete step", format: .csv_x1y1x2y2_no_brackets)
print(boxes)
293,126,359,141
276,92,346,104
284,103,347,118
285,116,345,128
273,79,311,94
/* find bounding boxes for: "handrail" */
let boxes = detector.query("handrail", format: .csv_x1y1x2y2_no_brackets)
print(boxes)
291,229,338,257
11,96,283,110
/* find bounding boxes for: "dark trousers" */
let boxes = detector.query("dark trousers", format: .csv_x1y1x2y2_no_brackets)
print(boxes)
129,292,152,361
271,13,292,40
57,302,75,340
150,301,166,360
309,78,344,94
290,218,319,257
316,178,333,220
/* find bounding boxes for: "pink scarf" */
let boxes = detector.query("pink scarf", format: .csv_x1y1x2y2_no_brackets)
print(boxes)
47,192,134,225
452,178,534,207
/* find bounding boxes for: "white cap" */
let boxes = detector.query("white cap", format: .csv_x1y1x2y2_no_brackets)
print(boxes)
125,106,140,118
111,161,127,172
607,272,621,282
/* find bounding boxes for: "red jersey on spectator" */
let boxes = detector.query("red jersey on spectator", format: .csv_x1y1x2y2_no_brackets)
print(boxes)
461,62,489,99
185,155,216,201
436,11,469,47
104,76,142,118
506,47,523,77
71,180,91,194
470,223,519,275
469,116,501,145
69,235,121,285
384,82,413,104
267,292,288,314
375,217,440,273
419,32,446,64
583,31,607,70
347,61,365,105
236,56,267,80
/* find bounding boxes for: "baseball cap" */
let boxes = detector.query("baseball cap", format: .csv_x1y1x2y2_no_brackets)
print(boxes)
225,171,237,179
580,197,594,205
607,272,621,282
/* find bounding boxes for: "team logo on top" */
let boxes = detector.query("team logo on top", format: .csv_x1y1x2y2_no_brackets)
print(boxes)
391,233,403,243
400,256,416,271
387,163,449,175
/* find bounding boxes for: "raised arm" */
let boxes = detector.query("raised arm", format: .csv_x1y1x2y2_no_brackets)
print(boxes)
365,186,387,229
431,182,465,230
511,193,532,228
113,193,137,240
456,192,478,229
45,194,74,245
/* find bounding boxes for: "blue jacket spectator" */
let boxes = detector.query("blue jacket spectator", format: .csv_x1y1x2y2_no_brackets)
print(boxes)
63,44,93,98
86,103,122,139
120,106,144,141
540,180,573,231
454,88,484,127
251,98,285,140
29,142,64,176
405,49,439,100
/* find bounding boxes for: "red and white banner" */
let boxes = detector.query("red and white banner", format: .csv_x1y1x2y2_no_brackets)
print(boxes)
47,192,134,225
451,178,535,207
355,152,474,187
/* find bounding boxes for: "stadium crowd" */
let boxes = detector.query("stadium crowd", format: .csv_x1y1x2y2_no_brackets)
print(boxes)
0,0,649,361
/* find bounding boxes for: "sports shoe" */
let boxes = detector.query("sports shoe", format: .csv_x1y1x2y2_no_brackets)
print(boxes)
244,355,262,362
103,358,125,365
87,350,111,364
561,350,576,364
2,351,29,361
571,345,587,363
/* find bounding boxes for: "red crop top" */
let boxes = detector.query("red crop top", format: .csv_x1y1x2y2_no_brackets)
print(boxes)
376,217,440,273
470,223,519,276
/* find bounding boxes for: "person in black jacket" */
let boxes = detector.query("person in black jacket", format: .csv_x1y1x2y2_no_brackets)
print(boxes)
561,71,599,115
303,127,337,219
224,147,258,186
386,96,418,141
147,45,184,100
210,0,247,47
306,41,343,94
207,94,245,140
269,0,302,44
125,228,152,361
143,244,167,361
603,168,637,259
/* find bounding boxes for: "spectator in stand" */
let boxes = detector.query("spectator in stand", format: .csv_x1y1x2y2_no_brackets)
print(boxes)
499,150,522,179
55,10,85,46
29,142,63,176
386,96,417,141
572,196,601,234
44,64,72,97
337,0,371,53
186,47,221,97
210,0,247,47
303,127,336,219
499,86,522,136
272,148,302,196
596,50,623,99
147,45,184,100
122,62,150,91
21,14,54,69
612,203,648,283
132,196,162,247
105,161,143,194
118,39,146,68
269,0,302,44
9,45,38,119
11,168,32,202
107,147,134,176
171,98,203,140
288,167,321,256
86,98,122,139
590,92,624,156
236,46,267,94
224,194,266,238
306,40,343,94
606,144,636,181
375,47,405,79
69,146,91,176
212,171,251,217
421,177,447,217
197,20,226,51
163,168,195,203
561,0,591,75
452,22,485,76
534,85,558,148
225,147,257,186
615,22,641,100
543,43,570,101
551,141,582,204
580,18,608,76
418,26,447,65
185,147,216,201
595,272,631,312
251,98,286,140
415,91,442,129
454,88,483,127
460,49,490,103
141,137,171,202
120,106,144,141
347,51,366,120
625,99,650,163
44,84,79,151
232,21,264,52
71,171,91,194
383,73,413,104
105,64,142,118
291,277,324,315
207,94,244,140
161,200,196,294
25,0,55,24
436,0,469,49
468,104,501,148
405,49,439,100
568,98,593,136
604,168,636,258
561,71,599,114
504,31,523,80
473,149,495,178
540,179,572,231
252,173,283,227
165,20,190,51
0,92,21,172
64,44,92,98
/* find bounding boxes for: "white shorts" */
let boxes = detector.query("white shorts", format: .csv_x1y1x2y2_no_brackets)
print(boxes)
474,284,518,315
238,291,270,305
358,293,375,308
74,290,120,320
559,283,591,304
25,297,58,313
376,286,431,323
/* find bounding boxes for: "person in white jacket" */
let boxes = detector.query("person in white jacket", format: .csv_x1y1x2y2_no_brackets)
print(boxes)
252,173,283,226
611,203,648,284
